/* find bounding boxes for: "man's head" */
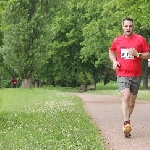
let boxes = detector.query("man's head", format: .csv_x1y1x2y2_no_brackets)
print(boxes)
122,17,134,38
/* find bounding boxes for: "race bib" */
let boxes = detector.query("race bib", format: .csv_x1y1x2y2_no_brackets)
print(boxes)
121,49,134,59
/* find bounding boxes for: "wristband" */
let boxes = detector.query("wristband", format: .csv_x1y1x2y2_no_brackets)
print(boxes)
137,53,141,58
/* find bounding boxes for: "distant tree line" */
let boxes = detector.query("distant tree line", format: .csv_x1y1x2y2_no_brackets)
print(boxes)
0,0,150,89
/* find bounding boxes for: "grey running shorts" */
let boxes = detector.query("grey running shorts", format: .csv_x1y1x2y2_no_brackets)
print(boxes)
117,76,142,95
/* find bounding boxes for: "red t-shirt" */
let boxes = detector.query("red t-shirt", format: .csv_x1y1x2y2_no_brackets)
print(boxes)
12,79,17,85
109,34,149,77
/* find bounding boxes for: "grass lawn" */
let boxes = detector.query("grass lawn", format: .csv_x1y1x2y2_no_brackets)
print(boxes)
0,88,107,150
87,82,150,101
1,82,149,149
45,82,150,101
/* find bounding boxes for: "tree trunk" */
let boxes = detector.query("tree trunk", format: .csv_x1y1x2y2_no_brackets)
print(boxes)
71,79,77,88
21,77,33,88
143,61,148,90
91,77,95,84
92,74,96,89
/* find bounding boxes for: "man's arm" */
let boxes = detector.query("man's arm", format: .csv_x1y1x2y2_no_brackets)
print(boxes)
139,52,149,59
109,50,120,70
128,48,149,59
109,50,117,62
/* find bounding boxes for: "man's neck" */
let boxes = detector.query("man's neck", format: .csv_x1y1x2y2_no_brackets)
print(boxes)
124,33,134,38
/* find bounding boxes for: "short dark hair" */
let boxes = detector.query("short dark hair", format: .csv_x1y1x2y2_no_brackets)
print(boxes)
122,17,133,25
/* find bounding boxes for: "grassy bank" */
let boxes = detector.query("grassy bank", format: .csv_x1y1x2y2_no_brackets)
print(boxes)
0,88,107,150
89,82,150,101
45,82,150,101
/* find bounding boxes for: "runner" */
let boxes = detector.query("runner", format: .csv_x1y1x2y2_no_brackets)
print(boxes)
12,77,18,88
109,17,149,137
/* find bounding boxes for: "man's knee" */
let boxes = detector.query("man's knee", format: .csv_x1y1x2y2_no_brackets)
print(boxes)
122,95,130,102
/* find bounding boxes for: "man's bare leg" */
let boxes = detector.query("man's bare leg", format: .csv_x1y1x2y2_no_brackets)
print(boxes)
120,88,130,121
129,93,136,116
120,88,132,136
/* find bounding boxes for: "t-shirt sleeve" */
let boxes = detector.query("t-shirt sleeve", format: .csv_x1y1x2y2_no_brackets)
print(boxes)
141,38,149,53
109,38,117,51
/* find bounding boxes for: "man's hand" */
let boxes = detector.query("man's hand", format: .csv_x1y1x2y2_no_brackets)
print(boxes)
128,48,138,56
113,61,120,70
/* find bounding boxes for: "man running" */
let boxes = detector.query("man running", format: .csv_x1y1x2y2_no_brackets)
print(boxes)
109,17,149,137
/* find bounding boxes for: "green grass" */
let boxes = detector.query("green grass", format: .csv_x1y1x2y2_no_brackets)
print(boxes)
0,88,107,150
1,82,149,149
93,82,150,101
44,82,150,101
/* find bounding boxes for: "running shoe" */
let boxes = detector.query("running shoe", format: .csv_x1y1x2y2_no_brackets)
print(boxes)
123,121,132,135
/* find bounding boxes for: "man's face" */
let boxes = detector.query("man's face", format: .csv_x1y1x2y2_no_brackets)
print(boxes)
122,20,134,38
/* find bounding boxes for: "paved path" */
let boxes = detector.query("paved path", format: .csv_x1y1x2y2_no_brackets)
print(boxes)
72,93,150,150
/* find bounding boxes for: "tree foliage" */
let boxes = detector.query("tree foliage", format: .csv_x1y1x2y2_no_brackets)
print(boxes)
1,0,64,87
0,0,150,88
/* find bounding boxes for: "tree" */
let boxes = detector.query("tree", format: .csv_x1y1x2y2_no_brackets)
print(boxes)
79,0,114,85
1,0,63,87
101,0,150,89
49,0,89,87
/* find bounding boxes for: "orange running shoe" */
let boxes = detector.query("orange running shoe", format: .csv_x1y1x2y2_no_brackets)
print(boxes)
123,121,132,138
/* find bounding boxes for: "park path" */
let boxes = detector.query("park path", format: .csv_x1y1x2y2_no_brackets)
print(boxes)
72,92,150,150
